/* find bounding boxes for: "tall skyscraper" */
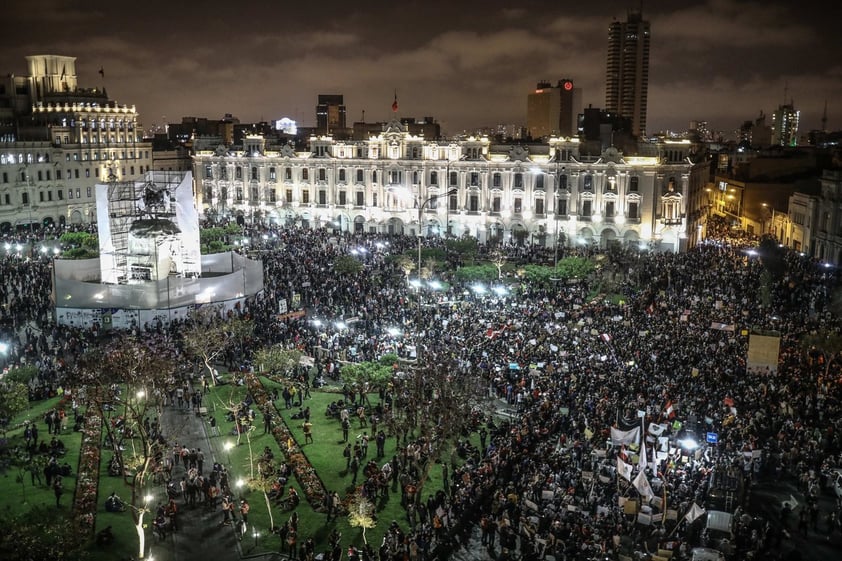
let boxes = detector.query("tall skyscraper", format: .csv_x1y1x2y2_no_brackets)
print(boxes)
771,101,799,147
316,94,346,135
526,79,581,139
605,9,650,138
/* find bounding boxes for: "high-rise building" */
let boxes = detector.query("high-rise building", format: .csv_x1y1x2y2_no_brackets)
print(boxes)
526,79,581,139
316,94,346,135
0,55,153,231
605,10,650,138
771,102,799,147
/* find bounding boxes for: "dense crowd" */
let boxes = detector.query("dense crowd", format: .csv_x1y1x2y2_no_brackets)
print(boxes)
1,216,841,561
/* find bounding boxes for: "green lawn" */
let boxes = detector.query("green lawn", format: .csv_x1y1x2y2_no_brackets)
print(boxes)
0,396,83,540
4,374,475,559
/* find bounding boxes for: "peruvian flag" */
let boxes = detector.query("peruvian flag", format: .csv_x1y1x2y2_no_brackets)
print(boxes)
600,333,611,343
664,400,676,420
391,90,398,112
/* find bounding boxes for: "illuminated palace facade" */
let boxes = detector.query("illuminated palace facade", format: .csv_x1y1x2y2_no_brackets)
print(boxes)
194,119,702,252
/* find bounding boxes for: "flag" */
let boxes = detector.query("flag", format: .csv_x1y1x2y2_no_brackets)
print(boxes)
391,90,398,112
638,439,648,472
610,426,640,446
633,469,654,499
617,457,633,481
61,64,66,79
648,423,667,436
600,333,611,343
684,502,706,523
98,66,105,78
664,400,676,419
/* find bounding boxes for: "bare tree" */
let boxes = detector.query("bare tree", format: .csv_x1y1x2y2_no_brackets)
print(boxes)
75,334,179,560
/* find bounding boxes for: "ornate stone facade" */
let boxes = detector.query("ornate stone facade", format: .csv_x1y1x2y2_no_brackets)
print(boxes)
194,120,698,252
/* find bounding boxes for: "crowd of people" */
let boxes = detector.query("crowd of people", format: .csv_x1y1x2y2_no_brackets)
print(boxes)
2,217,842,561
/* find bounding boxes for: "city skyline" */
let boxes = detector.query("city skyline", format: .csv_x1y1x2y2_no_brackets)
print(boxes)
1,0,839,137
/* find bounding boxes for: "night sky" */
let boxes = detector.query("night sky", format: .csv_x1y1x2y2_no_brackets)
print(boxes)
2,0,839,137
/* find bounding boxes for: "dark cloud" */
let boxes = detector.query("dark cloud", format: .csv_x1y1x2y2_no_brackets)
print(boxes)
0,0,838,136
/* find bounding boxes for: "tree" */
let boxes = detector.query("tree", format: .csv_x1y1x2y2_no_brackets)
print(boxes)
0,506,88,561
491,248,507,279
394,254,415,279
255,345,302,380
3,364,38,386
348,495,377,544
801,329,842,380
75,334,179,560
0,380,28,433
340,361,394,406
181,308,227,383
334,255,364,277
383,359,484,494
454,264,498,284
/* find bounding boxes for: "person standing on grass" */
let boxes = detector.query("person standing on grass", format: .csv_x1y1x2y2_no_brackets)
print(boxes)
302,420,313,444
53,475,63,507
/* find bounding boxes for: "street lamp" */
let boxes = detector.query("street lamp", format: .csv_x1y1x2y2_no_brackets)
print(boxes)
418,188,457,283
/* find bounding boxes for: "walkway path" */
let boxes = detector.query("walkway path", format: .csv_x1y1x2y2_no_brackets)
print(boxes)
147,387,283,561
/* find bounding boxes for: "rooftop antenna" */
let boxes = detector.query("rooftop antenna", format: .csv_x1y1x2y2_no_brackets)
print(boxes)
362,109,365,123
822,100,828,132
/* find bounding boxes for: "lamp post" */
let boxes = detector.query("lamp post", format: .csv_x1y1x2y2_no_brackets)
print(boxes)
418,188,457,282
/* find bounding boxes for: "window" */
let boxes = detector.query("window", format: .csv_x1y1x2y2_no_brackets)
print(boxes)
318,190,326,205
556,198,567,216
470,172,479,187
130,166,134,175
318,168,326,182
449,171,457,187
251,167,258,180
302,190,310,204
492,196,501,213
583,175,593,191
535,198,544,215
389,170,401,184
22,192,29,205
492,173,501,188
39,191,44,202
372,192,378,207
1,172,6,183
356,191,364,206
47,191,52,201
302,168,309,181
629,176,639,193
514,197,522,213
448,193,457,211
413,171,419,184
514,173,523,188
269,189,276,203
581,199,592,217
87,187,91,198
286,189,293,203
69,189,74,200
339,191,347,206
95,168,99,177
251,186,259,201
204,187,213,202
235,167,242,179
628,201,639,219
372,170,377,183
3,194,9,205
205,165,213,179
605,201,615,217
285,167,292,181
236,187,243,202
430,171,438,186
75,169,79,178
356,169,364,183
57,190,63,200
338,168,346,182
85,169,90,178
535,175,544,190
469,194,479,212
37,170,43,181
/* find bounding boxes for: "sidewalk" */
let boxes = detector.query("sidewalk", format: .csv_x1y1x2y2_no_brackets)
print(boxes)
147,392,285,561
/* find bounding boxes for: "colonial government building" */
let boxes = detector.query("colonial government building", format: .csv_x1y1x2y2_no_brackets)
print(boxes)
194,119,707,252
